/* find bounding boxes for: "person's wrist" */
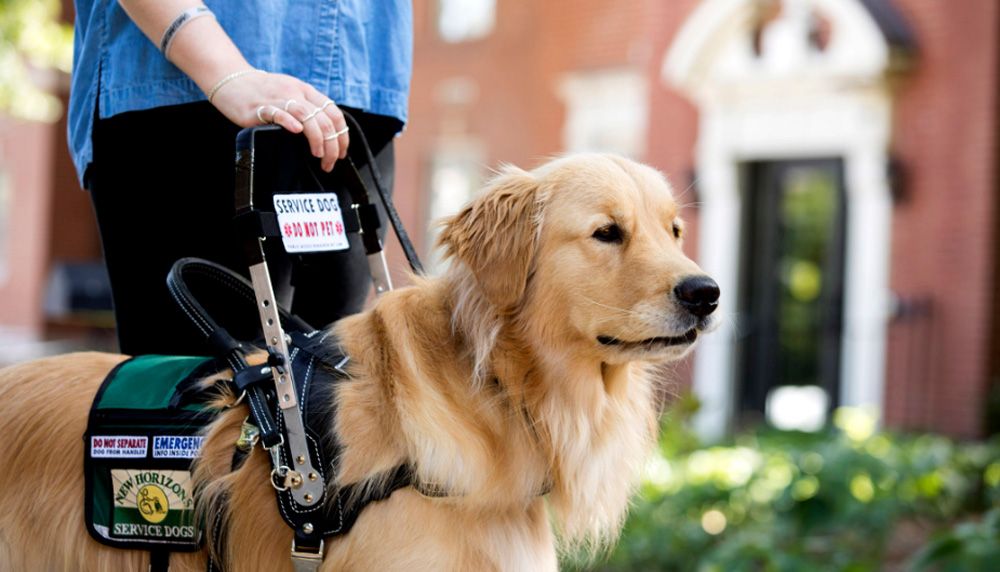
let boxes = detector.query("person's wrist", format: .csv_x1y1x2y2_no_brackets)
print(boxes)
206,69,266,102
160,6,215,60
164,16,250,93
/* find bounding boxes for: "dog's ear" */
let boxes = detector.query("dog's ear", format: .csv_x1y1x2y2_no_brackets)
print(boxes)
438,166,543,310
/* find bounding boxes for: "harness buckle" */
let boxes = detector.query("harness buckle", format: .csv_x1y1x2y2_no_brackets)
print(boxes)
290,539,324,572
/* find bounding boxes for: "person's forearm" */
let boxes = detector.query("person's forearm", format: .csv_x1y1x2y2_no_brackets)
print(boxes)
116,0,350,170
116,0,252,96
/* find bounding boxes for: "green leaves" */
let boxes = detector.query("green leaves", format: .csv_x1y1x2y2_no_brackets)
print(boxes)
564,401,1000,572
0,0,73,121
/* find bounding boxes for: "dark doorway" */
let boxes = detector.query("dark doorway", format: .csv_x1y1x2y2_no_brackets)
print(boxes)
736,158,847,427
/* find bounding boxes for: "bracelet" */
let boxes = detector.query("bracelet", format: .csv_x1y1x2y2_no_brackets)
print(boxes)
207,69,266,102
160,6,215,60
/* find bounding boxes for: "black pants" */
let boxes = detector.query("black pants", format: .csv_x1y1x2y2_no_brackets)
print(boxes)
89,102,398,356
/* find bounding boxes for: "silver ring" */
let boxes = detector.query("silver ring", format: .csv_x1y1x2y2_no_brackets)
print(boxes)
284,99,297,112
301,108,320,122
323,126,350,140
319,100,335,112
269,106,279,122
256,105,270,124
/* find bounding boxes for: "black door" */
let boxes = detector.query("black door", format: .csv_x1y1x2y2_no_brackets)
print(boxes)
736,158,847,426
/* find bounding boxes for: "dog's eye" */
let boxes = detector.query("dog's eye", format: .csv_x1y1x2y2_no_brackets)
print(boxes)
593,224,623,243
672,224,682,239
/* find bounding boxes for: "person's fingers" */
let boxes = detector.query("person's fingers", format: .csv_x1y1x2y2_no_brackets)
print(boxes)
310,112,339,171
283,99,328,158
270,107,303,133
304,90,349,170
323,103,350,161
209,74,349,169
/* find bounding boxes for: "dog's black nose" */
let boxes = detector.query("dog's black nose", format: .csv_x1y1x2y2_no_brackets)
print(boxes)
674,276,720,317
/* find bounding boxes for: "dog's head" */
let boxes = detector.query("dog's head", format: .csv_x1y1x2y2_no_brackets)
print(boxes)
439,153,719,365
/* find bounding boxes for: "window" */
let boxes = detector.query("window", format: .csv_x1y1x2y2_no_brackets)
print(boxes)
558,68,649,158
425,142,486,272
437,0,495,43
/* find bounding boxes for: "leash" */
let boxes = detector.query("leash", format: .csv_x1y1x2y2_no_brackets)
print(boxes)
340,111,424,277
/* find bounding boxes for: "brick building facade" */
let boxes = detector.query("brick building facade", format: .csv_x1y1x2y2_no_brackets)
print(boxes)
1,0,996,438
397,0,1000,438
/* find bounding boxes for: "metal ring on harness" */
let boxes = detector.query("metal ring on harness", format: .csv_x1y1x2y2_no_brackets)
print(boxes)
225,389,247,409
267,435,299,492
271,465,294,491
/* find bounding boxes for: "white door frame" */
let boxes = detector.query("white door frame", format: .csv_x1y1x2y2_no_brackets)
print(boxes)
663,0,907,440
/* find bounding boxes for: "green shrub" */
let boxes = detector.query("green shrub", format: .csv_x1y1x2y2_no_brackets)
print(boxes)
565,399,1000,572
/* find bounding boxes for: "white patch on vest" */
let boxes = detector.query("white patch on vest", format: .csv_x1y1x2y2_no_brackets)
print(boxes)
90,435,148,458
152,435,205,458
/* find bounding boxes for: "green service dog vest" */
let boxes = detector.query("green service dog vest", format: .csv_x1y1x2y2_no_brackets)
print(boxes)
84,354,216,553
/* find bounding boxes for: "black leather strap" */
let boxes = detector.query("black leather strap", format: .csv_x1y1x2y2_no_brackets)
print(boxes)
167,257,317,450
341,111,424,275
205,493,228,572
233,207,361,243
150,549,170,572
166,258,309,357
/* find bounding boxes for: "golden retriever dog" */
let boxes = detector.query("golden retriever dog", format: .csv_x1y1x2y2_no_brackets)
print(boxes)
0,153,719,571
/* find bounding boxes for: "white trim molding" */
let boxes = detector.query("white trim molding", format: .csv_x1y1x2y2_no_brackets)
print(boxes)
663,0,909,440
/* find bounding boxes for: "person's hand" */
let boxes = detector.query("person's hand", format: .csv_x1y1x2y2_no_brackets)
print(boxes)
210,71,350,172
115,1,350,171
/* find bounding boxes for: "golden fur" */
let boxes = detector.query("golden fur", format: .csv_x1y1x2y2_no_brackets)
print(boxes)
0,154,717,571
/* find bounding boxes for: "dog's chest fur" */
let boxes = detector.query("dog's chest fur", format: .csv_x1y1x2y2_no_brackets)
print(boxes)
318,276,659,568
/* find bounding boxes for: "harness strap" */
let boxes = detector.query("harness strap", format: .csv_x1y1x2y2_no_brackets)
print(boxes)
341,112,424,275
205,492,229,572
232,208,361,243
166,258,311,356
167,258,318,451
180,113,427,570
150,549,169,572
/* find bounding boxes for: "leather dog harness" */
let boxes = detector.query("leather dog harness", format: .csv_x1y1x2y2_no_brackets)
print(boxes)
178,113,426,572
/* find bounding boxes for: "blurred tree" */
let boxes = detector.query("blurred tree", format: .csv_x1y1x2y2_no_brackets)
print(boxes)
0,0,73,122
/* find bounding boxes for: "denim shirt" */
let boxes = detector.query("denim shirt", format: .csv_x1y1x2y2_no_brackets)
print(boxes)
68,0,413,187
